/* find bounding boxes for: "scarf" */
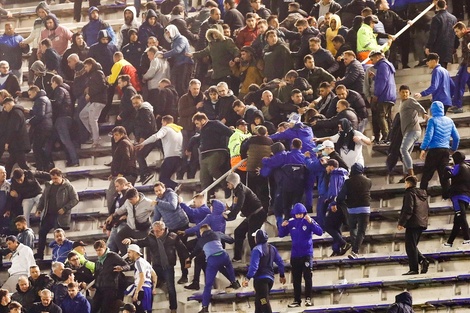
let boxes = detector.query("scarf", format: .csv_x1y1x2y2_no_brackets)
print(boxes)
156,231,170,269
97,248,109,265
336,118,356,152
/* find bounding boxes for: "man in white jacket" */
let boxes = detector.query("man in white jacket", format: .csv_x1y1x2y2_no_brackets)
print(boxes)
2,235,35,292
136,115,183,190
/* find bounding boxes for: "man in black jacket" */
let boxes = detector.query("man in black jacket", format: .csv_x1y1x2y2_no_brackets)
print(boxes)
106,126,138,210
291,19,320,69
336,163,371,259
192,112,233,194
2,98,30,178
92,240,130,313
329,85,367,132
131,95,157,185
51,75,78,167
115,74,137,135
397,176,430,275
0,61,20,97
28,86,53,172
123,221,190,313
29,289,62,313
312,99,358,137
226,172,266,262
223,0,245,36
309,37,339,74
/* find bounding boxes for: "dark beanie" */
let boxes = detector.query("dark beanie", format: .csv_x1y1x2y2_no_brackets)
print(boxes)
452,151,466,164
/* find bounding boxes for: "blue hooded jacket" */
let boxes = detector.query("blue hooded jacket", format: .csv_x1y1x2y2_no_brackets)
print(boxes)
247,229,285,281
327,167,349,202
420,101,460,151
270,123,316,152
305,154,327,196
185,199,226,236
278,203,323,258
82,7,117,47
373,57,396,103
420,64,454,106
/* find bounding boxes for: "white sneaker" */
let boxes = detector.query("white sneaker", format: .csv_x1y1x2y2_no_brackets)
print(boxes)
443,242,453,248
463,240,470,245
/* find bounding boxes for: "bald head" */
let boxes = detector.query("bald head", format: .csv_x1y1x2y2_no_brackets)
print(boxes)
67,54,80,70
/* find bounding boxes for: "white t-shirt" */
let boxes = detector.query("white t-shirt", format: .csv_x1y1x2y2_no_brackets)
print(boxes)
134,257,153,288
330,131,368,170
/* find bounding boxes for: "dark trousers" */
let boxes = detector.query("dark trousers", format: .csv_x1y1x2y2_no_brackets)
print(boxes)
73,0,101,21
233,208,267,260
5,150,29,178
91,288,121,313
291,256,312,302
448,200,470,244
160,156,182,190
32,129,53,171
115,224,149,255
247,172,270,212
186,238,206,283
37,213,58,258
348,213,369,254
372,102,393,141
405,227,425,272
282,189,303,221
452,65,470,108
420,148,450,198
136,141,159,177
254,278,274,313
324,208,346,253
171,63,193,97
154,266,177,310
169,224,189,278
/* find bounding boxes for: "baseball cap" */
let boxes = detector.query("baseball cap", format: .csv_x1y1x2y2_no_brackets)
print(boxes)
127,244,143,256
313,140,334,152
72,241,87,249
369,50,383,58
236,119,249,126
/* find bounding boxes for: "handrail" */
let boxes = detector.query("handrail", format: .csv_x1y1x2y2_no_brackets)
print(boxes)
200,158,247,200
361,1,436,65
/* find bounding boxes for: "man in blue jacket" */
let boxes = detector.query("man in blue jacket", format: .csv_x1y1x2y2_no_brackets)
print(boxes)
190,224,240,313
242,229,286,313
81,7,117,47
415,53,454,114
0,23,29,83
419,101,460,199
279,203,323,308
60,281,91,313
370,50,396,143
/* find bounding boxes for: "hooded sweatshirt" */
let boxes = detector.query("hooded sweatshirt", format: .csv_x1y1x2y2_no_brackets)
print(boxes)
142,122,183,158
185,199,227,235
138,9,165,46
246,229,285,281
420,101,460,151
23,2,50,49
388,291,413,313
40,14,73,56
118,6,141,49
88,30,118,76
325,14,348,55
337,163,372,214
163,24,193,66
278,203,323,258
82,6,117,47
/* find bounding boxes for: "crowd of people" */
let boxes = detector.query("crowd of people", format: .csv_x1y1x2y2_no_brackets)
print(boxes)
0,0,469,312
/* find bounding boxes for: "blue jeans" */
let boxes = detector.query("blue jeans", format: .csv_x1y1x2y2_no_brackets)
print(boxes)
107,223,126,253
400,130,421,171
154,266,177,310
202,252,236,306
55,116,79,164
453,65,470,108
